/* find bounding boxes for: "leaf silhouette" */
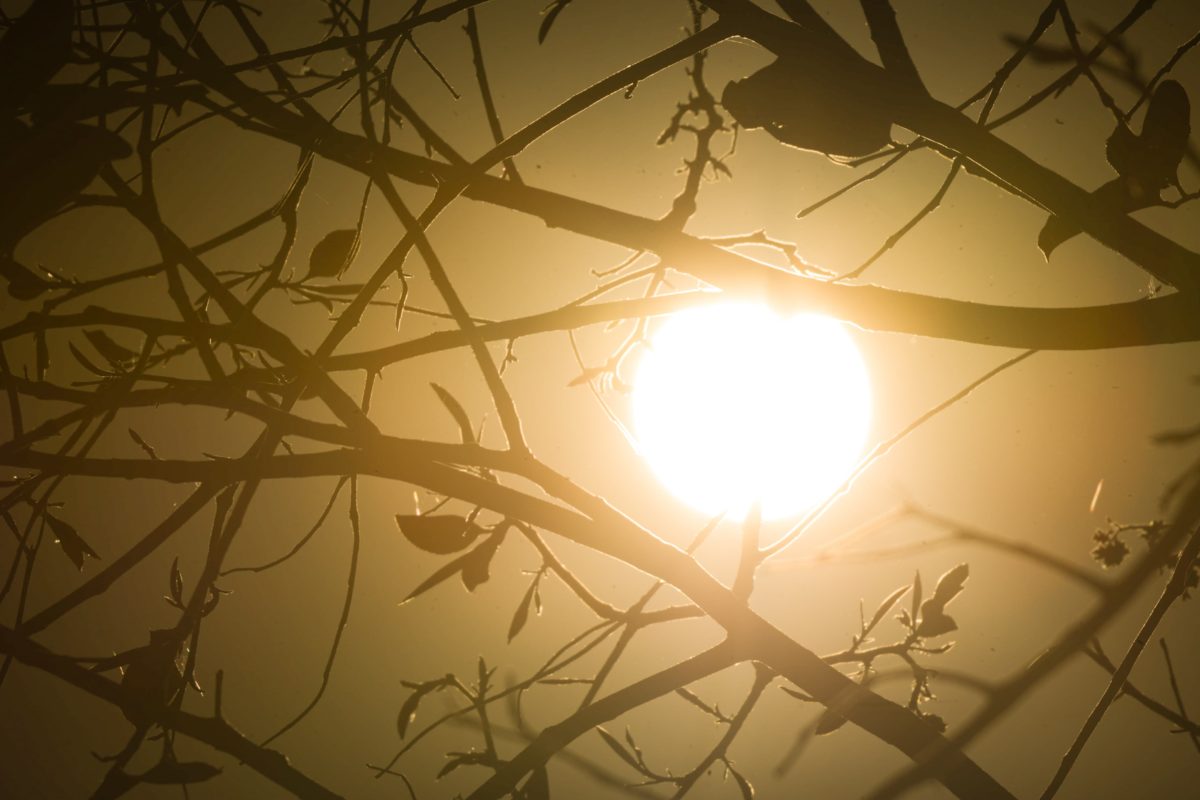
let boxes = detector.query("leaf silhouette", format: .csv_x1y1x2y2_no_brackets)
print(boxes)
460,532,504,591
916,563,969,637
118,632,184,726
169,558,184,606
722,57,891,158
400,531,504,603
431,383,475,444
728,763,755,799
436,751,492,779
306,229,359,280
0,0,73,112
0,121,132,258
0,255,49,299
85,329,138,370
45,514,100,571
595,726,640,770
395,514,483,555
26,84,208,125
814,705,850,736
865,584,910,636
537,0,575,44
35,329,49,378
1039,80,1190,257
396,677,451,738
929,562,969,605
507,575,540,642
141,760,221,785
915,609,958,638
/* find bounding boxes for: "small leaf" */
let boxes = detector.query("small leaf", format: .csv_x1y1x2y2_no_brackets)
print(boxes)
916,563,968,636
915,610,958,638
395,514,483,555
169,558,183,605
911,570,922,622
596,726,640,771
566,365,605,387
431,383,475,444
34,329,48,380
396,677,450,738
728,763,755,799
460,532,504,591
507,575,540,642
200,587,221,617
401,557,467,604
45,514,100,570
84,329,137,369
140,760,221,785
306,228,358,280
436,751,491,779
537,0,575,44
931,563,969,605
68,341,110,376
865,584,910,637
400,531,504,603
675,686,724,720
814,705,848,736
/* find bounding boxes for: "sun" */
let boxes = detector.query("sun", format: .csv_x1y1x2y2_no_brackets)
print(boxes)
631,303,872,521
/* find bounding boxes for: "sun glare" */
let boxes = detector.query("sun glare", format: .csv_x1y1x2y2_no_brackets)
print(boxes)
631,303,872,520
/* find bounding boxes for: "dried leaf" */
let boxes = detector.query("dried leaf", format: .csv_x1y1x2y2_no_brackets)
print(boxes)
306,228,358,280
395,514,483,555
45,513,100,570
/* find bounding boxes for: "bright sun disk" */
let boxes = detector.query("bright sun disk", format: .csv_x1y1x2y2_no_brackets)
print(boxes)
631,303,871,521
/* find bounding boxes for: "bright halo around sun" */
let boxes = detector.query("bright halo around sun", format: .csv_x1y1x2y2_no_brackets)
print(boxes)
631,303,871,521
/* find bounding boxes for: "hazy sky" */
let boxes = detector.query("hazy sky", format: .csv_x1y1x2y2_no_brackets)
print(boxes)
3,1,1200,798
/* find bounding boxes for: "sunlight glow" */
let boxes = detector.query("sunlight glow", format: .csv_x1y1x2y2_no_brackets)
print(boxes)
631,303,871,520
